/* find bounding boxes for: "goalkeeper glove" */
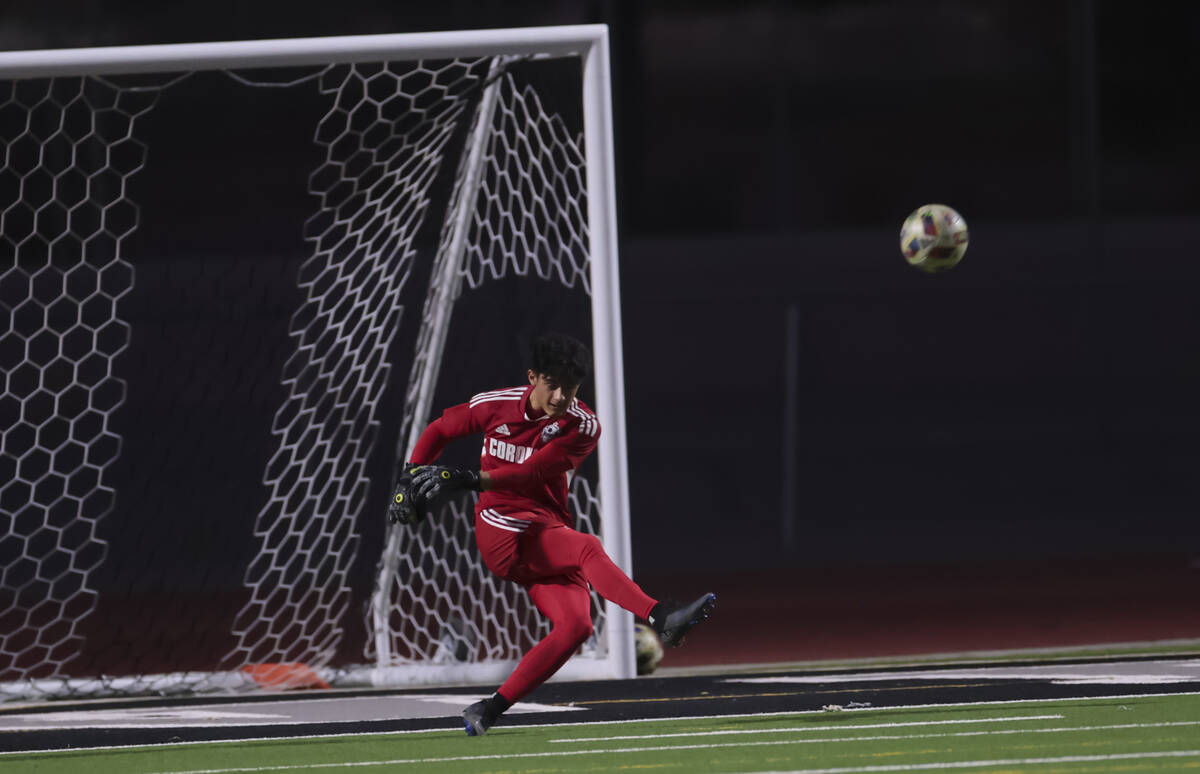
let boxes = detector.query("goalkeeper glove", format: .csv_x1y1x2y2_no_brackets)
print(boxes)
386,463,426,525
411,464,481,502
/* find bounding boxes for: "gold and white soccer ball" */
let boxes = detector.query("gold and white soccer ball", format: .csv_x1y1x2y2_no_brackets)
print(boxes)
634,623,664,675
899,203,969,273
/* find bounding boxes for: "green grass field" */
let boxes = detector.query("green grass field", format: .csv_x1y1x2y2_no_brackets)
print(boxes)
8,692,1200,774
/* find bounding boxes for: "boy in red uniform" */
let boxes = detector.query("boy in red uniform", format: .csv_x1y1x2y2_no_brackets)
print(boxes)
394,333,715,736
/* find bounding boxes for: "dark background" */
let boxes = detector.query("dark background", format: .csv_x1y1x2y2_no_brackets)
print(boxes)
4,0,1198,583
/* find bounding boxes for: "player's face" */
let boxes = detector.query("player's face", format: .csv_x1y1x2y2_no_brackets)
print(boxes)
527,370,579,418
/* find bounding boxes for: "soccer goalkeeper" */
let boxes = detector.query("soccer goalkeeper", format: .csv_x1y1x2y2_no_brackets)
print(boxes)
390,332,715,736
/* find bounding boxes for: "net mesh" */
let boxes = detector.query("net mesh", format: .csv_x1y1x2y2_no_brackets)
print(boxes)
461,73,591,292
222,58,487,670
372,68,602,670
0,76,152,684
0,44,612,701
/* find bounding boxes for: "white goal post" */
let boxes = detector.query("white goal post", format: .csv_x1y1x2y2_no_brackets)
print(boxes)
0,25,634,701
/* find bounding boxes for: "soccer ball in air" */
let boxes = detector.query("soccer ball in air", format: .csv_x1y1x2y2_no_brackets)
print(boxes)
899,204,969,274
634,623,664,675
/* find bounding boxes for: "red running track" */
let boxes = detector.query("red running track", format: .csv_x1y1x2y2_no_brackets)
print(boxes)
635,552,1200,668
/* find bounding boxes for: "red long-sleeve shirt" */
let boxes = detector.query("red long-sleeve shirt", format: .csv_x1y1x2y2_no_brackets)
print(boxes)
409,384,600,526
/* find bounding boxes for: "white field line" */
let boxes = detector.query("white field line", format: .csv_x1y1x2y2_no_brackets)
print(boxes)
664,638,1200,677
545,720,1200,748
9,689,1200,758
725,658,1200,686
730,750,1200,774
143,744,1200,774
0,695,577,731
550,714,1066,742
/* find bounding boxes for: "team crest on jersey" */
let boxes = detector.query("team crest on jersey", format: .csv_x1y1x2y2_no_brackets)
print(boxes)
540,422,564,443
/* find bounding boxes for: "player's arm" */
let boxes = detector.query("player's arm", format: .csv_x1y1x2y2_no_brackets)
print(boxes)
413,426,598,501
387,401,486,525
483,432,595,490
407,402,484,465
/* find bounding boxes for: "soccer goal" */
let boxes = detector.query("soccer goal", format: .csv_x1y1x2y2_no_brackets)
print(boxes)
0,25,633,701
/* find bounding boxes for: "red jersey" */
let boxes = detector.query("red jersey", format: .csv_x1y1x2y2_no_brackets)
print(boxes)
409,384,601,527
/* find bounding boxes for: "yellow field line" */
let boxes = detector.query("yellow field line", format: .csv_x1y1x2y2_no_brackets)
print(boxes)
563,683,995,705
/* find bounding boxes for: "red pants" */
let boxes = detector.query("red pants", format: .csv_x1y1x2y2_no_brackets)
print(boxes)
474,511,657,703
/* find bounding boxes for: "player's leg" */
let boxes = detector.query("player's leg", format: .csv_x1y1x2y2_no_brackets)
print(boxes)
463,576,592,736
522,524,656,618
472,511,523,580
464,515,714,735
500,577,593,702
523,524,717,647
523,523,710,648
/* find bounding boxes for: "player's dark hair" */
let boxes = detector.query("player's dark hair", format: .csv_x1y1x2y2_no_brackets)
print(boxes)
531,333,590,387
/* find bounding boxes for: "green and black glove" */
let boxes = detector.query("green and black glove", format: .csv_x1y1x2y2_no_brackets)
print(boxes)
386,463,427,525
411,465,482,503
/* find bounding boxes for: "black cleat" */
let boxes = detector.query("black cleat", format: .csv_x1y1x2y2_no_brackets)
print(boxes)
463,699,496,736
652,592,716,648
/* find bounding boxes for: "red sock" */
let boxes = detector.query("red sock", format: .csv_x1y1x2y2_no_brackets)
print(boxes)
498,578,593,703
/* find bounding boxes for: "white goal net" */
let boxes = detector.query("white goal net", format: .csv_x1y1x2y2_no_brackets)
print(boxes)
0,26,632,701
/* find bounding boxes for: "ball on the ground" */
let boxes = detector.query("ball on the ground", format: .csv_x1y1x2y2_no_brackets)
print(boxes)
899,203,969,273
634,623,664,675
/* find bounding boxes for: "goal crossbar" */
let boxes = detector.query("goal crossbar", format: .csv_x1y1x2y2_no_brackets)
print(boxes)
0,26,606,78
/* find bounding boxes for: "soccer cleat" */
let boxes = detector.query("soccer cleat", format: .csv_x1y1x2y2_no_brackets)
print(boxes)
652,592,716,648
463,699,496,737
